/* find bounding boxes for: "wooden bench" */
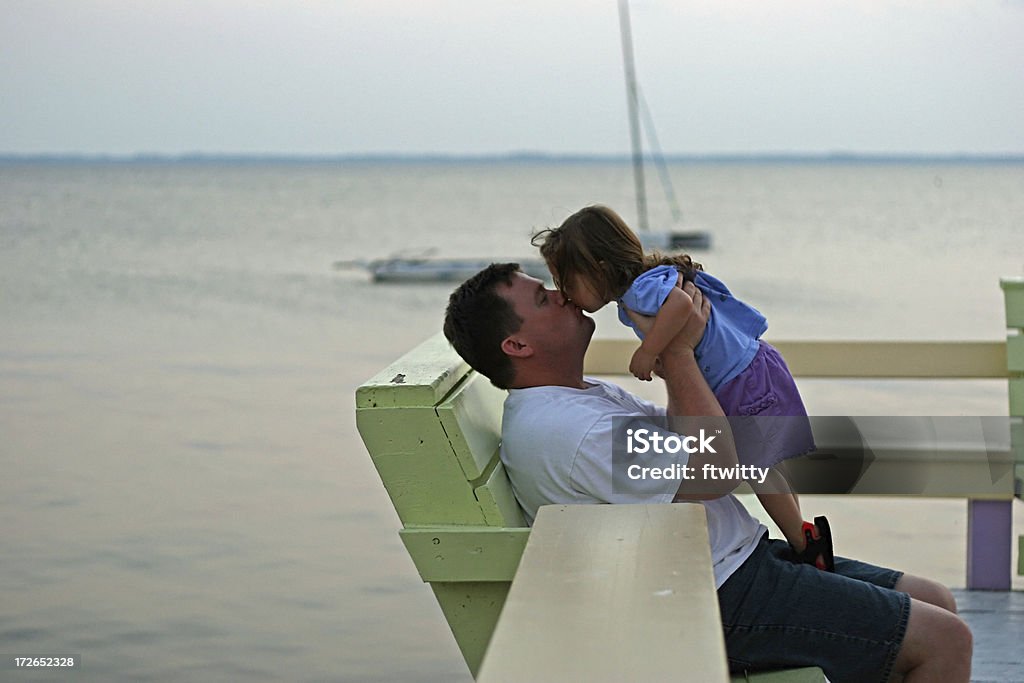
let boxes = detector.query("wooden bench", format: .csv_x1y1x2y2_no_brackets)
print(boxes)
355,276,1023,680
356,336,821,681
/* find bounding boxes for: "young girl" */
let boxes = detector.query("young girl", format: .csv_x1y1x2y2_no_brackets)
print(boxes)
532,204,832,569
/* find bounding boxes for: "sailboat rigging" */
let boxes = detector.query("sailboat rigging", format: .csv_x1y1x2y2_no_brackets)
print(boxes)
618,0,710,250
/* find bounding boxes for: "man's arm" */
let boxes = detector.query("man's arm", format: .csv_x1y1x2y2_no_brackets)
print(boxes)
627,283,739,501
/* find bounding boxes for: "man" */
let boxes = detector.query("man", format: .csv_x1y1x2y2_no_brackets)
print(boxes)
443,263,971,683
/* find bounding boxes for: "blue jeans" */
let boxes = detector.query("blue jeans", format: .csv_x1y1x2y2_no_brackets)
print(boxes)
717,534,910,683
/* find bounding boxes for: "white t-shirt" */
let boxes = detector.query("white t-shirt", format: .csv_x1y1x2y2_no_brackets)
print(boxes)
501,378,765,588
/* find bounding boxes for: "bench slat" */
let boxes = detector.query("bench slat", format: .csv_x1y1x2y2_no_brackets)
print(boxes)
1003,277,1024,329
731,669,827,682
1008,335,1024,373
823,451,1015,498
478,504,729,683
357,406,491,525
437,372,505,480
475,458,527,527
584,340,1008,378
400,527,529,582
1011,379,1024,418
356,334,468,409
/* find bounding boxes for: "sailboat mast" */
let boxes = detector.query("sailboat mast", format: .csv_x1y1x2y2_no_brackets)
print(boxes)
618,0,648,232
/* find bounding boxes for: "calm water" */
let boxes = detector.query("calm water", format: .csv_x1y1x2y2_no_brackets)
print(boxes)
1,160,1023,681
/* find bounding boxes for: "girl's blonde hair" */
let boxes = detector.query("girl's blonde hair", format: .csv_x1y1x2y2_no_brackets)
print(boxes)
531,205,701,301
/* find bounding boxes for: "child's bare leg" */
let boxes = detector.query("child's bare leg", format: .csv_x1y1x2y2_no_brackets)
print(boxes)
752,468,805,549
756,467,835,570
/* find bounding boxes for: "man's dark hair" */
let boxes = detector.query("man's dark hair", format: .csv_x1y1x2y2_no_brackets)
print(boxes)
443,263,523,389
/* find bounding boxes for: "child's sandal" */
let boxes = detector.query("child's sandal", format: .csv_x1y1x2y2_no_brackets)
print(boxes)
795,515,835,572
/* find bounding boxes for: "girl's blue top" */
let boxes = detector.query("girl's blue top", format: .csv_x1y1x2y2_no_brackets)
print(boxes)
617,265,767,391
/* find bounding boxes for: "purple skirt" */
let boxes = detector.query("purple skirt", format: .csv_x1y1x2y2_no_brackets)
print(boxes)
713,341,815,468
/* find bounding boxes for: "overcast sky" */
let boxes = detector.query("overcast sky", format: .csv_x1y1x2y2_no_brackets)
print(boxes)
3,0,1023,156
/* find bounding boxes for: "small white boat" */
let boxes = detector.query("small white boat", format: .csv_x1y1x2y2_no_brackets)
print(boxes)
639,231,711,251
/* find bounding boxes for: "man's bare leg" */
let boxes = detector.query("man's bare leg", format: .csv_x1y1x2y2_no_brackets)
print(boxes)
895,574,958,614
889,575,971,682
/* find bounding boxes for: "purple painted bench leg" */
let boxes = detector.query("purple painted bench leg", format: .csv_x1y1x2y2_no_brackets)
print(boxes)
966,499,1012,590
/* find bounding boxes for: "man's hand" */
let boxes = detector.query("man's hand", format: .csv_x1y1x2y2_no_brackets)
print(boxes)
625,281,709,352
673,281,709,351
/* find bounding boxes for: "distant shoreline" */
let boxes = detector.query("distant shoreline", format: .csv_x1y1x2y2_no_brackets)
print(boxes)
2,152,1024,165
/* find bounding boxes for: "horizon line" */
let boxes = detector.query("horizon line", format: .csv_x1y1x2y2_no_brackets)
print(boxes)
3,151,1024,164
